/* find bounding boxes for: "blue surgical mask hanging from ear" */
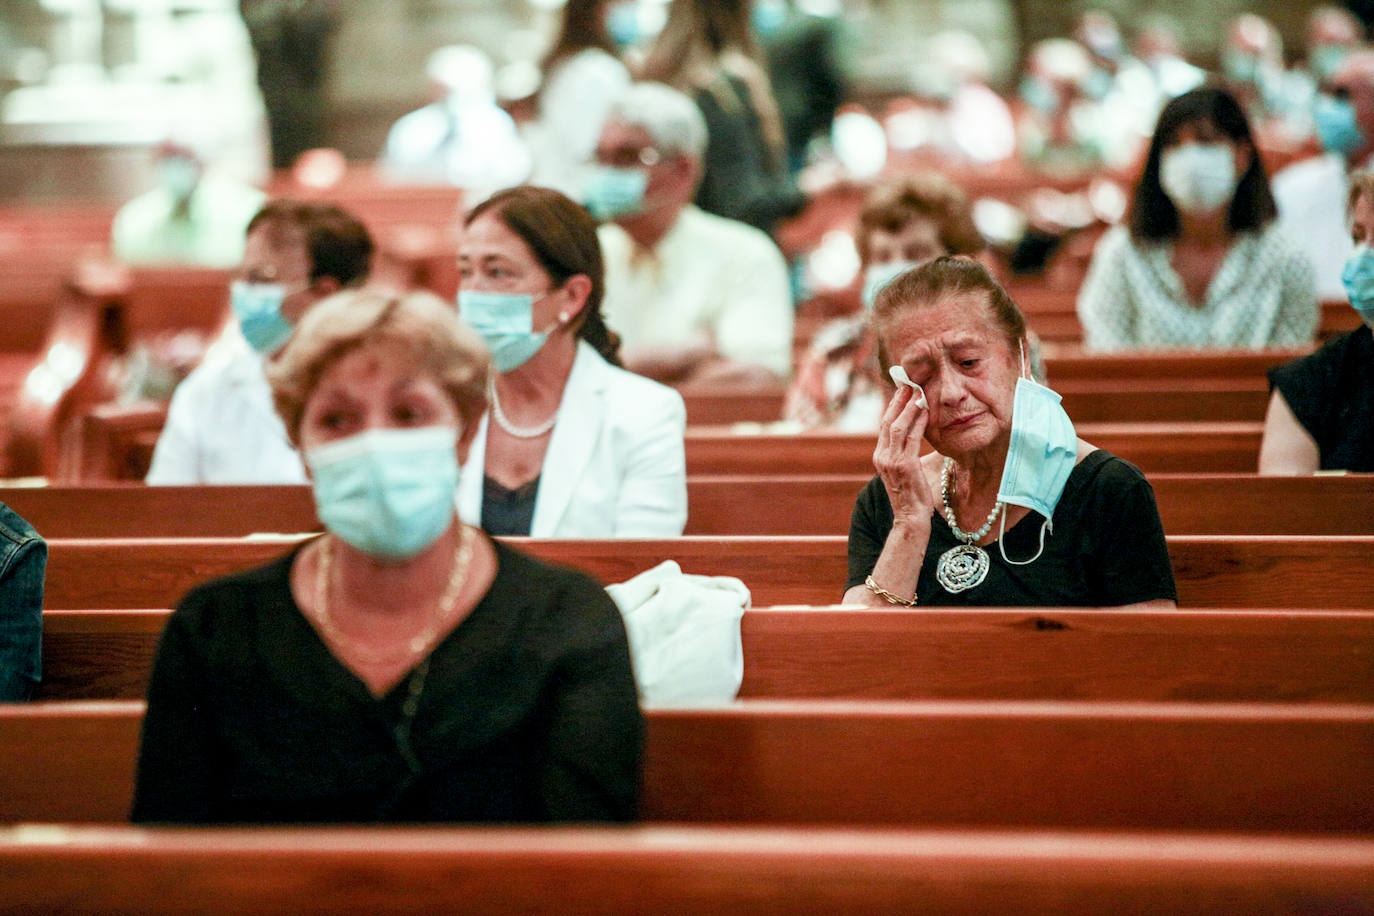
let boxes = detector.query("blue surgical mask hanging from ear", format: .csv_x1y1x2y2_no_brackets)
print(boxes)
231,280,295,355
306,426,460,560
1341,244,1374,325
995,340,1078,565
861,260,920,310
458,289,560,372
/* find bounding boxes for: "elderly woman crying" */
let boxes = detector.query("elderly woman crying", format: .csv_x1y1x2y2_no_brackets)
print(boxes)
844,257,1178,608
132,290,642,824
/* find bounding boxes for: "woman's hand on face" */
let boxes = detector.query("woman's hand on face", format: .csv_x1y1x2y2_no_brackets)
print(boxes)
874,383,933,529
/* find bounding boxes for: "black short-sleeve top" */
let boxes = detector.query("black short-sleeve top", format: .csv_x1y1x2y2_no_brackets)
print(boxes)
131,536,643,824
846,449,1178,607
1267,326,1374,472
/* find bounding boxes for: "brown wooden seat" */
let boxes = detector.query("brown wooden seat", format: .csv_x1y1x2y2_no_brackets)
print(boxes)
37,535,1374,610
1,824,1370,915
3,699,1371,833
37,606,1374,704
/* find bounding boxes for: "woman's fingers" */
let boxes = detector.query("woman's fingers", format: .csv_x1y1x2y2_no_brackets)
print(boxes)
876,384,911,453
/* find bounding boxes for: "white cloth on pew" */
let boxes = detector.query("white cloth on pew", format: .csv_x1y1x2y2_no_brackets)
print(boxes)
605,560,747,707
145,331,306,485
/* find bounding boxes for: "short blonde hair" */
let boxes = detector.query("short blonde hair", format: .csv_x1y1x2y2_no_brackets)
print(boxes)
267,289,490,446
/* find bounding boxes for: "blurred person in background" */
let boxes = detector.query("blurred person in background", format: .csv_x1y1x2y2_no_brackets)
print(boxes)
638,0,804,237
239,0,338,169
146,201,374,485
785,174,983,431
526,0,631,197
1077,88,1316,350
1275,48,1374,300
111,133,266,268
753,0,847,175
383,45,532,205
1219,13,1310,144
914,30,1016,166
1132,18,1206,102
1016,38,1140,175
589,82,793,386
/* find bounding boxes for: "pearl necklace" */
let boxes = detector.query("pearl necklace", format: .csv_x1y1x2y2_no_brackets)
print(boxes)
311,524,475,662
935,456,1003,593
488,377,558,439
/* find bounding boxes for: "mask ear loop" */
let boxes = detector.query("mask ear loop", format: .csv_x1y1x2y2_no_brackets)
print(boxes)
1018,338,1029,381
998,509,1050,566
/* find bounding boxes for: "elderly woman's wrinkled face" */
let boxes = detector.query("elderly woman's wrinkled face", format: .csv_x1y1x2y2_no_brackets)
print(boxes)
882,292,1021,459
299,340,461,452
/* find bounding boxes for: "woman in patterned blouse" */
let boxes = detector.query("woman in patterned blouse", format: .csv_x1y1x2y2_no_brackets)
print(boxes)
1076,87,1317,350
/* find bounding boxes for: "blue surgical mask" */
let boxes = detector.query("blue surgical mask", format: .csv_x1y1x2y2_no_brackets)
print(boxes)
583,166,649,221
1341,244,1374,325
1314,94,1367,158
306,426,459,560
996,343,1078,565
606,3,641,49
458,289,553,372
861,260,920,310
1222,49,1260,85
230,280,294,355
752,0,787,37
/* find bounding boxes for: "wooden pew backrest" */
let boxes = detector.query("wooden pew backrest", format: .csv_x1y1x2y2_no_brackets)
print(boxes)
3,700,1371,833
1,825,1371,915
39,607,1374,704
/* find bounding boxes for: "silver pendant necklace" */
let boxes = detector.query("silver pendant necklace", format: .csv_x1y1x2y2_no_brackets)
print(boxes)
488,377,558,439
936,456,1003,593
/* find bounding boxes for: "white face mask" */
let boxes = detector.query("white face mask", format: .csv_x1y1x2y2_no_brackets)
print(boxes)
1159,143,1237,215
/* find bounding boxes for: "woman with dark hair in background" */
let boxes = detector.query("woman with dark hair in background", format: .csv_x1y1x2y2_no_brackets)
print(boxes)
456,186,687,537
638,0,804,236
529,0,632,196
1076,87,1316,350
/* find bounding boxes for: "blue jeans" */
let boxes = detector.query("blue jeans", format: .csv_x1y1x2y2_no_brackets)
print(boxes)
0,503,45,701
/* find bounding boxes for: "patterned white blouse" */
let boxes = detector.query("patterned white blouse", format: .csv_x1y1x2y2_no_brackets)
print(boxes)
1076,223,1318,351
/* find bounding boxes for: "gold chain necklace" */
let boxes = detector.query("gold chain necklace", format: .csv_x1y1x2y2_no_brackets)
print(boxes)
311,524,476,662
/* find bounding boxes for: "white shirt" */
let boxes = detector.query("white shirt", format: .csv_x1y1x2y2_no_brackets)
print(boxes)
457,341,687,537
1076,223,1318,351
145,331,306,485
1274,152,1362,301
598,205,794,377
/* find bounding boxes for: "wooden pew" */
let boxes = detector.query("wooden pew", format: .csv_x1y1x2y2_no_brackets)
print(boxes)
37,535,1374,610
684,423,1266,475
3,700,1371,833
2,825,1371,915
5,474,1372,539
683,384,1271,426
37,606,1374,703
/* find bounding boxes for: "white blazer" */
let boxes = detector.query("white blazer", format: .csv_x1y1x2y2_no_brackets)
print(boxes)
458,341,687,537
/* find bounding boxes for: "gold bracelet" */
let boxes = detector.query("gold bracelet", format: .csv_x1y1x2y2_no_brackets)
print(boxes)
864,575,917,607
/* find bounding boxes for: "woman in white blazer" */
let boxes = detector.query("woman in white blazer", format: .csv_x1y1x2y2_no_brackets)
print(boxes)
457,186,687,537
